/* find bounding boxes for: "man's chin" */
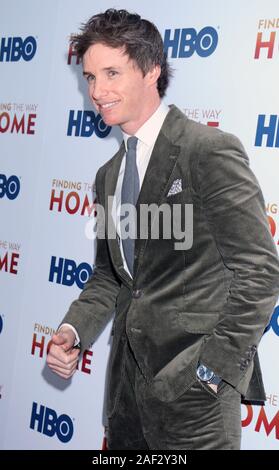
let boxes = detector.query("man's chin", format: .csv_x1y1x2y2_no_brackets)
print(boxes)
100,115,119,127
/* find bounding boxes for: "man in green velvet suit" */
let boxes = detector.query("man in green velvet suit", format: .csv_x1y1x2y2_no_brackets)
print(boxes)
47,9,279,449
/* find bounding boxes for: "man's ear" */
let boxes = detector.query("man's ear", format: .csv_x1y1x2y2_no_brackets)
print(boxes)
146,64,161,86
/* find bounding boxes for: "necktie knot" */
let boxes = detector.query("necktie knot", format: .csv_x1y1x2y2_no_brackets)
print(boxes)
127,136,138,151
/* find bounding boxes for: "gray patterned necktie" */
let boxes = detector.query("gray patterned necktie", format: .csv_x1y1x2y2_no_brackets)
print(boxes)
121,136,139,276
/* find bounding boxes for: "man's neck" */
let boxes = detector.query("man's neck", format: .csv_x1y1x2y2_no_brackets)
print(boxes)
120,96,161,135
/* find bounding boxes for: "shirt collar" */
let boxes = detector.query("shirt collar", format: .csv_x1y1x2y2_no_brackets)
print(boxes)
122,101,169,151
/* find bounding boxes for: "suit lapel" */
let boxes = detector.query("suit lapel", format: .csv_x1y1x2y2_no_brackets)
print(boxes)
133,131,180,278
104,105,186,284
104,142,133,286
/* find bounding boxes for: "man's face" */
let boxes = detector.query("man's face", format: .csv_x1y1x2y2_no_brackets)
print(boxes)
83,43,159,134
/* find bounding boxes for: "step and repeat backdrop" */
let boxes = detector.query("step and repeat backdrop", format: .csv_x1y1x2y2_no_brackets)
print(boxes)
0,0,278,450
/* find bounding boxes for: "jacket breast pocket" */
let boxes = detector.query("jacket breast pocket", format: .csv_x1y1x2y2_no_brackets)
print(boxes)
162,188,192,204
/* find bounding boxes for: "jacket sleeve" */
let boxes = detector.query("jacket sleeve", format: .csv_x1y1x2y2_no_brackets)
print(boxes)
196,131,279,388
61,167,121,351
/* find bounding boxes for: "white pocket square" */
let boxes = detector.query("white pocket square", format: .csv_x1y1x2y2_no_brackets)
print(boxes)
167,179,183,196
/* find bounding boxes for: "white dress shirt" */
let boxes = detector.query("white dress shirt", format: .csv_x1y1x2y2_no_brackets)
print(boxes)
61,101,169,343
114,101,169,277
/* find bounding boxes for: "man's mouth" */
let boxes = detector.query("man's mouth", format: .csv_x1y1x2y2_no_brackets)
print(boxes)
99,101,120,110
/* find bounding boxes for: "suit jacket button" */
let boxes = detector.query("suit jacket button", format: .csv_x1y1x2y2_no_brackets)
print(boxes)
132,289,142,299
131,327,142,334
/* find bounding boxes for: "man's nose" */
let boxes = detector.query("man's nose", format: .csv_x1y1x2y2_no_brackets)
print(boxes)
91,79,108,101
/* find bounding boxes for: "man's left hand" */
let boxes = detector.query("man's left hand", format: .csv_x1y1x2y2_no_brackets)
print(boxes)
208,383,218,393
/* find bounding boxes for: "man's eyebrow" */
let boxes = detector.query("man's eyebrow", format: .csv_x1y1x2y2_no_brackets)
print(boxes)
83,66,121,76
102,66,121,71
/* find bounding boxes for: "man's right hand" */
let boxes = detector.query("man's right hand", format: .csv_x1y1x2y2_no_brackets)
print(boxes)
46,327,80,379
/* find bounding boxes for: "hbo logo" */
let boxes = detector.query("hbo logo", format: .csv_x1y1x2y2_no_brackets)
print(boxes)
30,402,74,443
164,27,218,58
0,36,37,62
0,174,20,200
265,306,279,336
49,256,93,289
67,110,111,138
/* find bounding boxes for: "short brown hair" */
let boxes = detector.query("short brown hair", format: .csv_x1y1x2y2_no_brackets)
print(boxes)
70,9,172,98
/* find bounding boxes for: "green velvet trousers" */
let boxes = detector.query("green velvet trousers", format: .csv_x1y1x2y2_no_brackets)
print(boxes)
107,338,241,450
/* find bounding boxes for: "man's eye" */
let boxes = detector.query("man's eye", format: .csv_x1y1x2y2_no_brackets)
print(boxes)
86,75,95,82
108,70,118,77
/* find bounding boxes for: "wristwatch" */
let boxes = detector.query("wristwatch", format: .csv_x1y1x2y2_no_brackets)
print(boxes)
196,363,221,386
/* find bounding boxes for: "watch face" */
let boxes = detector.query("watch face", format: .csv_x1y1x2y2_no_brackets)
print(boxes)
197,364,214,382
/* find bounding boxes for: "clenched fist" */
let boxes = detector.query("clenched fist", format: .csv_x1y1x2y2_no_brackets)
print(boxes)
46,327,80,379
